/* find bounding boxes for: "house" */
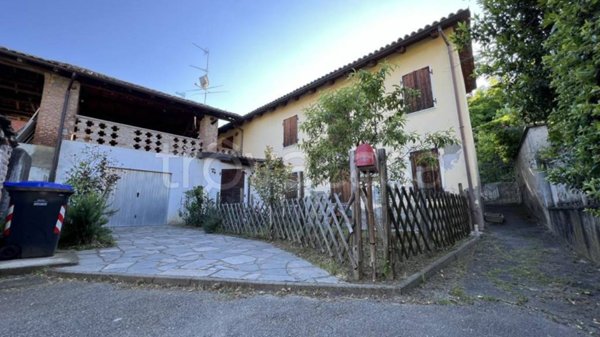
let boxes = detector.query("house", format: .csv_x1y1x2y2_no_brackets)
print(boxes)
218,9,481,204
0,9,482,226
0,47,254,226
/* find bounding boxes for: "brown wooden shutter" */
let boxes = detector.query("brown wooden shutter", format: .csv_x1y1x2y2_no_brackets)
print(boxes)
283,115,298,147
222,136,234,149
402,72,418,112
283,118,289,146
416,67,433,110
330,178,351,203
403,67,433,112
290,115,298,145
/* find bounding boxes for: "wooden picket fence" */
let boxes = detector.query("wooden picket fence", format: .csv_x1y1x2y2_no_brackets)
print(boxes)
386,185,471,262
219,194,357,269
218,185,471,280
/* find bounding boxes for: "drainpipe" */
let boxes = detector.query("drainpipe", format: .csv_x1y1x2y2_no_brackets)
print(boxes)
438,26,485,231
237,127,244,154
48,72,77,182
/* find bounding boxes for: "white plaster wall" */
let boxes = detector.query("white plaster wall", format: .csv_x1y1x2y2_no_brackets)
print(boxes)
19,143,53,181
515,126,552,224
55,141,251,224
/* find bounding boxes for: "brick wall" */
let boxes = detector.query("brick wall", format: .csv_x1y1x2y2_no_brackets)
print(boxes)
33,73,80,147
199,116,218,152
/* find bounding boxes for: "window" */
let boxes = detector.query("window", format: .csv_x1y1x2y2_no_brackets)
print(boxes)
283,115,298,147
330,178,352,203
410,149,442,192
221,136,234,150
402,67,434,112
285,172,303,200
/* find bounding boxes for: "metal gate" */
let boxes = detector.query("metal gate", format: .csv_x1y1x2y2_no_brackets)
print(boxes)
106,168,171,227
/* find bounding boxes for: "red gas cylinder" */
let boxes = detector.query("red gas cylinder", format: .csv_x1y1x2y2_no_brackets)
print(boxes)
355,143,377,172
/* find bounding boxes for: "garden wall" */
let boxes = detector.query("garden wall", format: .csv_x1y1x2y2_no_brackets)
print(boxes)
516,125,600,263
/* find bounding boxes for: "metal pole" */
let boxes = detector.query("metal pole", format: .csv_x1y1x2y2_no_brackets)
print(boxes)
438,26,485,230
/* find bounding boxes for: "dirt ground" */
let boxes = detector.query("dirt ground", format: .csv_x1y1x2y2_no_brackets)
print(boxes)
404,205,600,336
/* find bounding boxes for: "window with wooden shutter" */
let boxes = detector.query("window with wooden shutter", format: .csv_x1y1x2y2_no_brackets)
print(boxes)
283,115,298,147
285,172,302,200
330,178,352,203
410,148,442,192
402,67,434,113
221,136,234,149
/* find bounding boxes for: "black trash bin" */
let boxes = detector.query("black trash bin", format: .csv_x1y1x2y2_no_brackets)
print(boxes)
1,181,74,260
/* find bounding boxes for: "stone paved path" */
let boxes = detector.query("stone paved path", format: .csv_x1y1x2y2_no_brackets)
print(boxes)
58,226,340,283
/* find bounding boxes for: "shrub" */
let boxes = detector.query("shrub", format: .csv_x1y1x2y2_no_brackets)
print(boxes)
179,186,221,233
180,186,209,226
202,207,222,234
60,192,115,248
59,147,119,248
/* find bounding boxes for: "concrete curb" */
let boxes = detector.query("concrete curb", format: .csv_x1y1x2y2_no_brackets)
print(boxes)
46,236,480,297
0,251,79,276
397,235,480,293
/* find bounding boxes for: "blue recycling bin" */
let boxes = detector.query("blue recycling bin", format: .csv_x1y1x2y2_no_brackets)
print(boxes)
1,181,74,260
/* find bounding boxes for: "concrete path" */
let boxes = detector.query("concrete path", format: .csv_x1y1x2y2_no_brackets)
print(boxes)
57,226,340,283
408,205,600,335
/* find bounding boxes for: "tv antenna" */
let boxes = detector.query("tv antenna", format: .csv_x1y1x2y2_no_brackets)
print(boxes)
176,43,227,104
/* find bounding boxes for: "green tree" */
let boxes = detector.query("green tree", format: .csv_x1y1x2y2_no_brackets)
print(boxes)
60,147,120,248
542,0,600,208
300,65,457,185
454,0,555,124
468,82,505,128
468,84,523,183
457,1,600,209
250,146,292,206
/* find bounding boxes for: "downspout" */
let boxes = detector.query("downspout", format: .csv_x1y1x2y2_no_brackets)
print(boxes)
237,126,244,154
438,26,484,231
48,72,77,182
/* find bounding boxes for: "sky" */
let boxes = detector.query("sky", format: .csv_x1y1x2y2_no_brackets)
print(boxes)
0,0,480,116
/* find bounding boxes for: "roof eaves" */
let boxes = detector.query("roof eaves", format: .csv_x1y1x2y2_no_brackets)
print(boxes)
0,47,242,122
219,9,471,133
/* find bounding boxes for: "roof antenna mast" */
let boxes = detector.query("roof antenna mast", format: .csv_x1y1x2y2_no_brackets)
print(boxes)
176,43,227,105
190,43,211,104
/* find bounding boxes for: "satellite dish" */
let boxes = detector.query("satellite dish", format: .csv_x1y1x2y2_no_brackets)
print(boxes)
199,75,209,89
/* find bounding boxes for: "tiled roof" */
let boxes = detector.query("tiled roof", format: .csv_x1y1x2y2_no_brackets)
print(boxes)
220,9,472,132
0,47,241,122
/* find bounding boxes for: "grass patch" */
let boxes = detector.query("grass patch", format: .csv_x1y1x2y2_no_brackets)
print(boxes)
515,295,529,306
272,241,349,280
449,286,475,304
478,295,500,302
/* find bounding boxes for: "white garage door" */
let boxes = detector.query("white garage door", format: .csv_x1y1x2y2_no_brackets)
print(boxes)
106,168,171,227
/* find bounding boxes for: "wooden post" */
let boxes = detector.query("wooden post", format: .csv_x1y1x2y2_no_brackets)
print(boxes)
349,150,362,280
298,171,305,199
377,148,393,279
246,175,252,204
366,173,377,282
459,183,473,231
269,204,274,240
